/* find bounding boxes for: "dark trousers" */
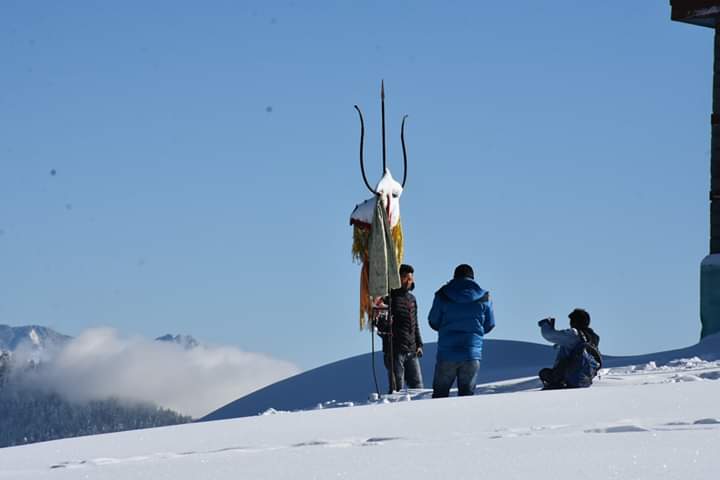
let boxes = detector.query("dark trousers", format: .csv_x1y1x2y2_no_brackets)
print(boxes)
539,367,567,390
384,351,423,393
431,360,480,398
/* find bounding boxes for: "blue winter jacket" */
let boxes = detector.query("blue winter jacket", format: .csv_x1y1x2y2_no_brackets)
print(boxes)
428,277,496,362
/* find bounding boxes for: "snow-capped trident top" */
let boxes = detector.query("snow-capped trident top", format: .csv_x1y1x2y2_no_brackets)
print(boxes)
350,169,403,229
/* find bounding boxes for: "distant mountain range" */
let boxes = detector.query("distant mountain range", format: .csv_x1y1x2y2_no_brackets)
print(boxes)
0,324,198,448
0,324,200,357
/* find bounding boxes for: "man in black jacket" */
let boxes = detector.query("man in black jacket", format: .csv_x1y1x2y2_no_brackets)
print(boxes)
375,264,424,393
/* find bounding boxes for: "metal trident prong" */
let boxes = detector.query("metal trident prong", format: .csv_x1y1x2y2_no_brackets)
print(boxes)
354,82,408,195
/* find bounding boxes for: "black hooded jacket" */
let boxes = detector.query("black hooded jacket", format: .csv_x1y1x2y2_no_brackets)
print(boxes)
377,287,423,355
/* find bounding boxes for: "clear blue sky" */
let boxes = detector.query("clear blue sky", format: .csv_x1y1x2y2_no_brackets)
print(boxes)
0,1,713,369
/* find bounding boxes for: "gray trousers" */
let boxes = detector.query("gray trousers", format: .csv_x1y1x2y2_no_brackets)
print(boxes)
384,351,423,392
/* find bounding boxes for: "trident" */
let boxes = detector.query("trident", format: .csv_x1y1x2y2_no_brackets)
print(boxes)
353,81,409,193
353,82,409,395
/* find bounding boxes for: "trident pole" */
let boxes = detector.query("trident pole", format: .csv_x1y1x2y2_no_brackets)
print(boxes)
381,80,387,173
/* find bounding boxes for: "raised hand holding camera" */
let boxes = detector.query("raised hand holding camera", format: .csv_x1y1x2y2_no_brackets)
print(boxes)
538,317,556,328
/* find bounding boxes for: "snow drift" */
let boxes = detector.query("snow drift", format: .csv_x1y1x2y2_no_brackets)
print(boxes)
203,334,720,420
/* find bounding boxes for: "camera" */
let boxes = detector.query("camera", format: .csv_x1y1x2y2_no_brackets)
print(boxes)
538,317,555,328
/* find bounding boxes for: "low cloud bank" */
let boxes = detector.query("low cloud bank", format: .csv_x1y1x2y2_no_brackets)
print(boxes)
18,328,300,418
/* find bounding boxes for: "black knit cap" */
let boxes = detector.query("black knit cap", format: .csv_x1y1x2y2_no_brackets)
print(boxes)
399,264,414,276
568,308,591,329
453,264,474,279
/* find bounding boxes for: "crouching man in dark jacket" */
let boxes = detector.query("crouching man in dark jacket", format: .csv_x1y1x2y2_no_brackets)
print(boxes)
428,264,495,398
375,264,424,393
538,308,602,389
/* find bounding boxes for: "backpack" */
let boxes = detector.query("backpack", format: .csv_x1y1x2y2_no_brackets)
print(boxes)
563,330,602,388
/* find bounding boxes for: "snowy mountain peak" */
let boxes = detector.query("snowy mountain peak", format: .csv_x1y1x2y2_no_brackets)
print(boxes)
0,325,71,353
28,328,40,346
155,334,200,350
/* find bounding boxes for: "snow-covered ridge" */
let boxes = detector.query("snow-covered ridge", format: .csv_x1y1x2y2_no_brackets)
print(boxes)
0,325,203,356
204,333,720,420
250,353,720,415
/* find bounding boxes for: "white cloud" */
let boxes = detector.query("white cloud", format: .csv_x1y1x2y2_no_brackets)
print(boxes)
19,328,300,418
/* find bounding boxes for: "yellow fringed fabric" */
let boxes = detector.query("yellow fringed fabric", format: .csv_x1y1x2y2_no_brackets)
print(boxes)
352,219,404,330
353,224,371,329
359,261,370,330
352,225,370,265
391,222,404,266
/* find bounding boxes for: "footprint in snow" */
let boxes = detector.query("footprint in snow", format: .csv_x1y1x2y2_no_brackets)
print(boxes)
50,461,87,469
49,438,406,469
651,419,720,432
363,437,402,445
48,448,252,470
660,419,720,427
693,418,720,425
207,446,253,453
585,425,650,434
292,440,331,448
488,427,534,439
291,437,403,448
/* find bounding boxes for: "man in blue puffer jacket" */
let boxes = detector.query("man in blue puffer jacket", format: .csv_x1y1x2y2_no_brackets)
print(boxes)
428,264,495,398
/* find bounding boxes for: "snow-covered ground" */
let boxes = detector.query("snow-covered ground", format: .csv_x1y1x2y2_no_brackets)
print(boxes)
2,336,720,479
203,333,720,420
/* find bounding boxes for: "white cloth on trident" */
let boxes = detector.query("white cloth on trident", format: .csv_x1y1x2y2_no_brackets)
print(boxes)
368,194,400,298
